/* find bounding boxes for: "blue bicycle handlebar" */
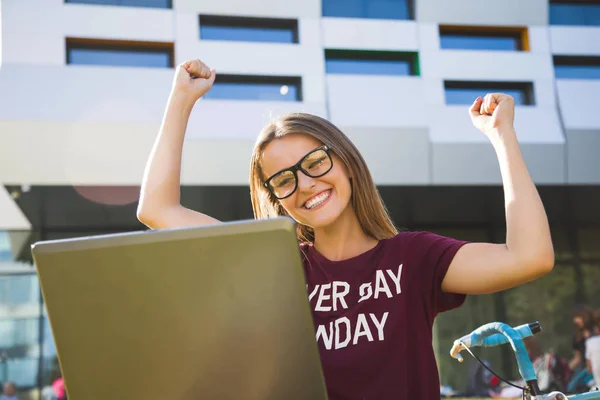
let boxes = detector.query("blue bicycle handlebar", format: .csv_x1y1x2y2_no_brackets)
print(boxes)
456,321,541,348
453,322,542,387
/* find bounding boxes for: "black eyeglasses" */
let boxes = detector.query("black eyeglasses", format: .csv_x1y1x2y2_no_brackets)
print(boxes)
263,145,333,200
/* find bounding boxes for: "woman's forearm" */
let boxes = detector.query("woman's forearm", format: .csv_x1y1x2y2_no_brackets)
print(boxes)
138,91,195,217
493,129,554,271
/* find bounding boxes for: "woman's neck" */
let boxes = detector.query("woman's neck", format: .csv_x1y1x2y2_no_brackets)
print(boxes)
312,206,378,262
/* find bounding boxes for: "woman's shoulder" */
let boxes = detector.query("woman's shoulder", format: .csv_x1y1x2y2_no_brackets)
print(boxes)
383,230,446,246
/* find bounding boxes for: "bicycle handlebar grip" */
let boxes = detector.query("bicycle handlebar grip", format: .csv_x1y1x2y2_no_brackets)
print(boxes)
529,321,542,335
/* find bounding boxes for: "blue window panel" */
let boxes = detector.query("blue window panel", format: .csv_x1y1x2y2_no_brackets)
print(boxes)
365,0,411,19
550,3,600,26
440,35,520,51
0,275,40,306
0,358,39,388
43,316,57,358
200,25,295,43
0,231,11,261
554,65,600,79
444,86,530,105
323,0,411,20
323,0,363,18
205,81,300,101
555,65,600,79
65,0,171,8
0,318,39,348
326,58,412,75
68,48,171,68
554,57,600,79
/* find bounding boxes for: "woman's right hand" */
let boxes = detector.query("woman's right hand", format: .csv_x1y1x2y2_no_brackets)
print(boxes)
172,59,216,101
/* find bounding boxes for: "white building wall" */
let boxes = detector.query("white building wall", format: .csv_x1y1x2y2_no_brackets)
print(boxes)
0,0,599,199
550,27,600,56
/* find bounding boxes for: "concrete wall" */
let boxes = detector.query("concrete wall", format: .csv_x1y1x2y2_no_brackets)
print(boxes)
0,0,599,197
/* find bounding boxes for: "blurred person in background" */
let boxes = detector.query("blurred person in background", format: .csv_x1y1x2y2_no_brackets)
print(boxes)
567,305,596,392
585,309,600,389
0,381,18,400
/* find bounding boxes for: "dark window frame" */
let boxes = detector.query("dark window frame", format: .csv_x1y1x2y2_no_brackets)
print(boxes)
209,74,303,101
439,25,527,51
199,15,299,44
66,38,175,68
322,0,415,21
444,80,535,105
324,49,420,76
554,55,600,67
64,0,172,8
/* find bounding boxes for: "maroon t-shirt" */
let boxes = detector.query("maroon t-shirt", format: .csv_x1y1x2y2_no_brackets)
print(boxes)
301,231,468,400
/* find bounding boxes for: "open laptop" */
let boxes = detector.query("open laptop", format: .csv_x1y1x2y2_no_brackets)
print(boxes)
31,217,328,400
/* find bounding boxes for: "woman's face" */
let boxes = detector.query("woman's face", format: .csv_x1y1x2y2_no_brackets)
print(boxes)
261,134,353,230
574,316,584,328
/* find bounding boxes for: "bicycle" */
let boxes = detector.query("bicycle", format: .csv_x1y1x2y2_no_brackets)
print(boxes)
451,321,600,399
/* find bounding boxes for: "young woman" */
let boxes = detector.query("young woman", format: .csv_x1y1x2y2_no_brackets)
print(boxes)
137,59,555,399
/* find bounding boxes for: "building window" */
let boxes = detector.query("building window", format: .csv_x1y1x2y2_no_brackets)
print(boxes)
444,81,535,105
64,0,172,8
66,38,174,68
554,56,600,79
322,0,413,20
199,15,298,44
0,232,11,261
550,1,600,26
203,75,302,101
439,26,528,51
325,50,419,76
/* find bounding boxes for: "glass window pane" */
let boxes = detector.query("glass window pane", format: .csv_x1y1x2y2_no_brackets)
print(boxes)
0,275,40,306
323,0,411,20
555,65,600,80
43,316,57,359
550,3,600,26
200,26,295,43
42,315,61,388
68,48,171,68
323,0,365,18
0,319,39,348
326,58,411,75
206,82,299,101
65,0,171,8
1,358,39,388
365,0,410,19
0,231,11,261
445,87,527,105
440,35,519,51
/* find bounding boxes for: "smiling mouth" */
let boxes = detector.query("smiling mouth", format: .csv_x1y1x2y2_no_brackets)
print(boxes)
303,189,332,210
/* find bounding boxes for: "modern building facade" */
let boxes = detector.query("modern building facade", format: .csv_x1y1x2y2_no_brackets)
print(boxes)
1,0,600,395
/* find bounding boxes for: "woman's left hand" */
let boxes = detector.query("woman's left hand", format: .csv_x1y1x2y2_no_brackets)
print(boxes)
469,93,515,140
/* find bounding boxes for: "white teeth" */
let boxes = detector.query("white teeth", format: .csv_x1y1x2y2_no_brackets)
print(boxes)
304,190,331,209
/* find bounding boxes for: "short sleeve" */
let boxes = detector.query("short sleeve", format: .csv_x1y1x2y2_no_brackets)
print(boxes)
407,231,469,316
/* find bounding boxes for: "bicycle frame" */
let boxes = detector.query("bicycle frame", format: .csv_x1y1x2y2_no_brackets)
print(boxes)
451,321,600,400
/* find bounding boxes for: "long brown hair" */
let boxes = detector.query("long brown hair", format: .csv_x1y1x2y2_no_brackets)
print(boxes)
249,112,398,243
